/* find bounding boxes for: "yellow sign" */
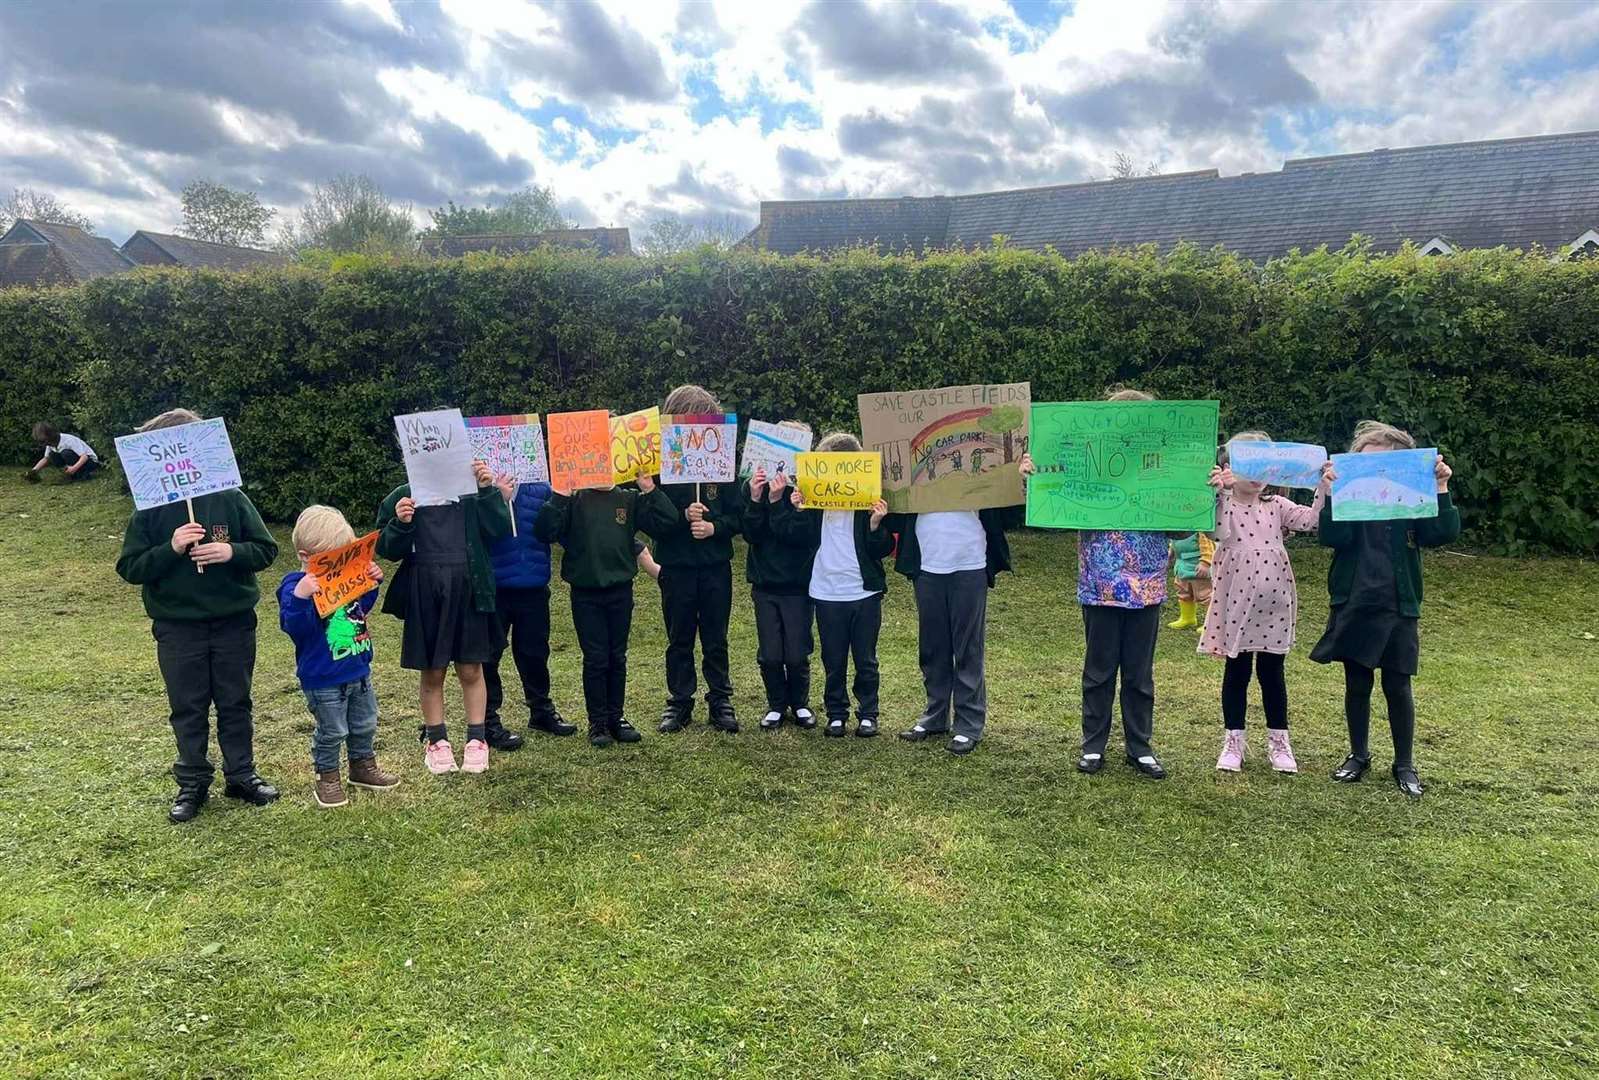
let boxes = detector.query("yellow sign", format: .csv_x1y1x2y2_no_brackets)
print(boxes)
610,406,661,483
796,451,881,510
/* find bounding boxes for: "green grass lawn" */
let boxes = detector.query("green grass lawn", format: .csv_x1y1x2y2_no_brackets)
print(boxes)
2,474,1596,1079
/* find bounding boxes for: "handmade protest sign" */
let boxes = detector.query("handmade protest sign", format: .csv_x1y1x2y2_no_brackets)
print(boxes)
858,382,1030,513
610,407,661,483
796,451,882,510
466,414,549,485
307,531,380,618
1330,448,1439,521
1026,400,1218,530
547,410,614,492
114,416,243,511
1228,440,1327,490
394,408,477,507
740,419,813,481
660,413,738,485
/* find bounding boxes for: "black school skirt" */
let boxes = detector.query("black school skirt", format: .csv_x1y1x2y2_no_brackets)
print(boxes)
397,560,505,670
1309,604,1420,675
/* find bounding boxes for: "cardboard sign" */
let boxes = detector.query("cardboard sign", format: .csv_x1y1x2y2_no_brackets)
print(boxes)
1228,439,1327,489
307,531,380,619
395,408,477,507
610,407,661,483
114,417,243,511
796,451,882,510
547,410,614,492
1026,400,1218,530
466,414,549,485
660,413,738,484
859,382,1030,512
1330,448,1439,521
740,419,813,480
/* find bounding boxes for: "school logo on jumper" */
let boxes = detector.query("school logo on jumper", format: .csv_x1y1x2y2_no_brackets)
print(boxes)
211,524,230,544
704,484,720,500
615,508,628,525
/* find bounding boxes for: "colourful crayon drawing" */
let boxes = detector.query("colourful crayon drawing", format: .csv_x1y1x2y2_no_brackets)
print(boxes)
739,419,813,480
858,382,1030,512
660,413,738,484
548,410,614,492
466,413,549,485
114,416,243,511
1228,440,1327,489
1330,449,1439,521
609,407,661,483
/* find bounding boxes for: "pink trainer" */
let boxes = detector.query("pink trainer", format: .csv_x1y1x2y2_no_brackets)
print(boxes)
461,738,489,774
424,738,458,775
1266,729,1299,773
1216,729,1245,772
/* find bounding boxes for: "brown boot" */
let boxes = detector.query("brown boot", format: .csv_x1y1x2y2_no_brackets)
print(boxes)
348,756,399,791
314,769,348,808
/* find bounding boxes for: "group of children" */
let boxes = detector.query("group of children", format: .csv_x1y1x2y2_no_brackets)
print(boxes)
106,385,1459,823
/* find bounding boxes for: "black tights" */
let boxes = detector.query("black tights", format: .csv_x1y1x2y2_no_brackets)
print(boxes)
1343,662,1415,767
1221,652,1287,730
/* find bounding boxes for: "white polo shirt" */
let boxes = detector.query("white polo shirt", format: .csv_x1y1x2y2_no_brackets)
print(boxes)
916,511,986,574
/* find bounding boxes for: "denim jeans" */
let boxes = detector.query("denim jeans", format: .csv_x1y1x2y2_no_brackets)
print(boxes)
304,676,378,772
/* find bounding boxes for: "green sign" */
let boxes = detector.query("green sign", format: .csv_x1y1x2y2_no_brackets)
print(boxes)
1026,400,1219,530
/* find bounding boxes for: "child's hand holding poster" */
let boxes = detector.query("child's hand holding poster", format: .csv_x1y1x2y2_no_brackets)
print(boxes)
740,419,812,481
466,414,549,485
1330,448,1439,520
1227,440,1327,489
661,414,738,484
114,416,243,510
307,532,381,618
796,451,881,510
395,408,477,506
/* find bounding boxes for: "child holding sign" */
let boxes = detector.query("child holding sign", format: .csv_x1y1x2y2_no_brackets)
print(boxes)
774,432,893,739
1310,421,1459,799
376,461,512,776
114,408,281,823
278,506,398,807
1200,433,1326,774
647,385,743,735
742,421,818,731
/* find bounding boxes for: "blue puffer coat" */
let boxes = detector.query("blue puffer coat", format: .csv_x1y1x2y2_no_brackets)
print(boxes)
488,483,553,589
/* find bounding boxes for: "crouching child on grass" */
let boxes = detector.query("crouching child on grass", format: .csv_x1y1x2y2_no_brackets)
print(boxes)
278,505,400,807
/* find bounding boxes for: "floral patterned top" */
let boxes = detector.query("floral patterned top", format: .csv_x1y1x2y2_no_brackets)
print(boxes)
1077,530,1170,608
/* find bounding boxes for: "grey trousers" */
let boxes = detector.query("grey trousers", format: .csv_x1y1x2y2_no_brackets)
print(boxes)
1080,604,1160,759
913,569,989,741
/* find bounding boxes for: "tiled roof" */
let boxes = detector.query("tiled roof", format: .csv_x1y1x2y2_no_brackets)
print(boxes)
0,219,133,283
0,241,74,288
419,228,633,257
121,231,289,271
751,130,1599,261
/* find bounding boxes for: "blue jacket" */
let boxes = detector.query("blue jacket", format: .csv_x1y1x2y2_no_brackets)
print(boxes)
278,572,378,691
489,483,554,590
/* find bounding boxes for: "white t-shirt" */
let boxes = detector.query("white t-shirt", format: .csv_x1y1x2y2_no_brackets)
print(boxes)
916,511,986,574
809,511,874,602
52,433,97,461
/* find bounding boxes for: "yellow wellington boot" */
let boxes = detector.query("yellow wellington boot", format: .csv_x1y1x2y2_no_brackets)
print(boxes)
1167,598,1197,630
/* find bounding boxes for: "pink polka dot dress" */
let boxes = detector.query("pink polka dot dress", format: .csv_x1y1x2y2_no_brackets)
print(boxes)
1199,490,1324,658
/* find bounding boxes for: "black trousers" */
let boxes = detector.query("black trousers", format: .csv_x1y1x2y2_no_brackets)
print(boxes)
913,569,990,741
1221,651,1288,730
752,588,813,710
48,447,99,480
659,563,733,709
151,610,258,789
1080,604,1160,759
814,594,881,724
571,583,633,729
485,585,555,723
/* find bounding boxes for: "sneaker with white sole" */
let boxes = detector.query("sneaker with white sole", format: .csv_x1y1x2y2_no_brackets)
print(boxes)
1216,729,1245,772
461,738,489,773
424,739,458,775
1266,729,1298,773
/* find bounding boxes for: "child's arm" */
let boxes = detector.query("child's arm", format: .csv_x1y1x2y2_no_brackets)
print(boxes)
278,577,324,637
474,484,513,543
1414,460,1461,547
636,485,681,535
533,492,572,544
742,486,772,543
375,490,416,561
115,511,197,584
1274,488,1323,534
865,501,894,560
769,490,821,546
227,496,280,572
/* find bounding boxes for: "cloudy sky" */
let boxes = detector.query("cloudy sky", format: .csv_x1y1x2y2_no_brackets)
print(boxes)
3,0,1599,244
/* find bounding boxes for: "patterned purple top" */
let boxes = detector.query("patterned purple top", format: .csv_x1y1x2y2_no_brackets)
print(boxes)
1077,530,1170,608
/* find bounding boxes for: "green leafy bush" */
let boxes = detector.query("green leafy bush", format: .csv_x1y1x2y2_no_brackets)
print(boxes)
2,245,1595,552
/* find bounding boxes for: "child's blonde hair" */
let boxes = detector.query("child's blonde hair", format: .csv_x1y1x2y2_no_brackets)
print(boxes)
1349,420,1415,453
777,419,812,435
816,431,861,452
292,504,355,555
1219,430,1269,466
663,384,720,414
137,407,202,432
1106,386,1154,402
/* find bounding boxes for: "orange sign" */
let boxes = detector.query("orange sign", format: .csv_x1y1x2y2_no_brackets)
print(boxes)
307,532,381,618
547,410,614,493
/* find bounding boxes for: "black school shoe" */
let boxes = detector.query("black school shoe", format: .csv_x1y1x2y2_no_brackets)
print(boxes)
658,704,691,734
1331,754,1371,783
168,787,208,823
791,707,817,730
855,718,879,738
223,774,281,805
759,710,784,731
899,723,944,742
946,735,977,756
611,719,643,744
1076,754,1105,774
1126,755,1167,780
530,711,577,737
589,725,614,748
485,716,526,751
824,718,848,738
708,702,740,734
1392,764,1424,799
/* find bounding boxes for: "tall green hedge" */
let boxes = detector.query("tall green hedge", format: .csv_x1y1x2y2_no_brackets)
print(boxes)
2,244,1596,552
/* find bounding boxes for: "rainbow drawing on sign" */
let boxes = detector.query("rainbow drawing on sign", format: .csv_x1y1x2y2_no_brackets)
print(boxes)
660,413,738,484
858,382,1029,513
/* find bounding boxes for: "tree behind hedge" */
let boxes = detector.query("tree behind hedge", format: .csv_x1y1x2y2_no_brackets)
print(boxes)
2,243,1595,553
